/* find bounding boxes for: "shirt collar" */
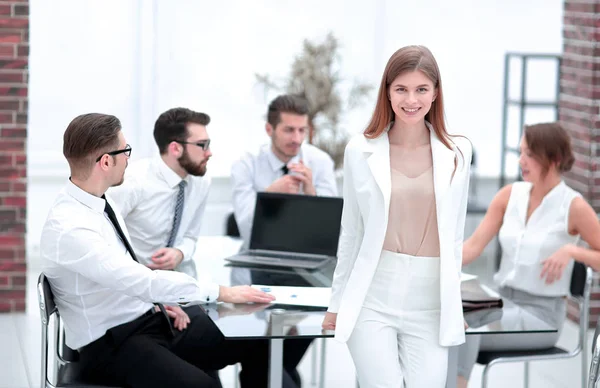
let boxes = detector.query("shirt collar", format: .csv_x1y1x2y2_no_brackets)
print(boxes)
65,179,106,213
156,157,188,188
264,144,302,173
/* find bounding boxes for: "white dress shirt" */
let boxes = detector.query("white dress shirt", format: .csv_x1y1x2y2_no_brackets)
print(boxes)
109,157,211,279
494,181,581,297
40,180,219,349
231,143,338,247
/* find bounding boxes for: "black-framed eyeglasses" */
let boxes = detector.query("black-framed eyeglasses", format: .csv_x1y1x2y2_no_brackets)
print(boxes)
175,139,211,151
96,144,132,162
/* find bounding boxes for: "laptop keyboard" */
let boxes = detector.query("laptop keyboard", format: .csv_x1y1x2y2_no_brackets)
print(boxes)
232,254,330,269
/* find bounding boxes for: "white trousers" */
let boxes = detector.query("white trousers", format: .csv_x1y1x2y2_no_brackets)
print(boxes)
347,250,448,388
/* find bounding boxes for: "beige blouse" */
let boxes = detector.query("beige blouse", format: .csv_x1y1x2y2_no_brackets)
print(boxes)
382,143,441,257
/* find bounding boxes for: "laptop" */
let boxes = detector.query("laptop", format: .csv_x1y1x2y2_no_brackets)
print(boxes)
225,192,343,270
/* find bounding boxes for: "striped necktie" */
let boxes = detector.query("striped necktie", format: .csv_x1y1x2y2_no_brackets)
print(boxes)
166,180,186,248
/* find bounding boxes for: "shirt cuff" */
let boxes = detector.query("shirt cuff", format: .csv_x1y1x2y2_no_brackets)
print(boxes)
203,282,220,304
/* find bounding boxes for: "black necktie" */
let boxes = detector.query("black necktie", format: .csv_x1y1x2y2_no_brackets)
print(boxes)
102,196,175,337
281,165,289,175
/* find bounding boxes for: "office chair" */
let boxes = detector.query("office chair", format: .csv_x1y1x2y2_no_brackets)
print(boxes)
38,273,120,388
476,262,592,388
589,318,600,388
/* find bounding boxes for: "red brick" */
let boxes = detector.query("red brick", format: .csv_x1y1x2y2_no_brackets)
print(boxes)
0,127,25,137
0,290,25,300
0,302,10,312
0,111,12,123
0,182,8,192
12,154,24,166
0,5,10,15
564,2,596,13
0,18,27,28
18,99,25,111
0,235,23,247
0,59,26,69
12,4,27,17
0,31,22,44
0,261,25,272
15,112,25,124
16,43,26,57
0,249,14,260
2,195,25,207
0,72,22,83
0,166,23,178
11,274,25,287
0,86,27,97
0,99,18,110
0,154,11,165
0,275,9,287
0,139,24,151
0,209,16,221
0,43,14,57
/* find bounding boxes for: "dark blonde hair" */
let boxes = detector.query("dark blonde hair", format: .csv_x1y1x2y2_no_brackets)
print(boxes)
364,45,452,150
524,122,575,175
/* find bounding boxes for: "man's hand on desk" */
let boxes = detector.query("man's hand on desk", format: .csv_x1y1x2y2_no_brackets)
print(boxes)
148,247,184,270
218,285,276,304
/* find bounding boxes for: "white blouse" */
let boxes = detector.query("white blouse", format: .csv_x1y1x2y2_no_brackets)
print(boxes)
494,181,581,297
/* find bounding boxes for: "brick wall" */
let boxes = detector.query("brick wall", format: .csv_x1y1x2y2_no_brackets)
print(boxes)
560,0,600,325
0,1,28,313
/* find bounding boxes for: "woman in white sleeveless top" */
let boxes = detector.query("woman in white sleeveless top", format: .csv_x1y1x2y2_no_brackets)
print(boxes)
322,46,472,387
456,122,600,388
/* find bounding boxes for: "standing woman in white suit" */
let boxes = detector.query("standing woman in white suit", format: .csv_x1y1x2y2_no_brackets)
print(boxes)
322,45,472,387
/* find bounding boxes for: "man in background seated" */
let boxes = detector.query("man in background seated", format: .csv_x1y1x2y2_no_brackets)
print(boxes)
230,94,338,387
231,94,338,248
40,113,275,388
110,107,212,280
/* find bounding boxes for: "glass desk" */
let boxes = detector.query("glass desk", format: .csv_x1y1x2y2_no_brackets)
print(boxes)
195,237,557,388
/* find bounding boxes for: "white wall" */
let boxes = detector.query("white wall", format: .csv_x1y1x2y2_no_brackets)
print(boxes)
27,0,564,259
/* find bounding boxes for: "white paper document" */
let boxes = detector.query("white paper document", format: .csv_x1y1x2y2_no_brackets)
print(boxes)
251,285,331,308
460,272,478,282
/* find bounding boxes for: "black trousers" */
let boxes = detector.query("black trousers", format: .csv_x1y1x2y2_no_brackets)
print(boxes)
79,305,297,388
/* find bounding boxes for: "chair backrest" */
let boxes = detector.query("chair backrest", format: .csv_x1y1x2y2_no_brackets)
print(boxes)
225,212,240,237
571,262,587,298
38,273,57,325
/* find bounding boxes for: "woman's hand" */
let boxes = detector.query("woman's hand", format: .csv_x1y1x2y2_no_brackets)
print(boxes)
541,245,574,284
322,312,338,331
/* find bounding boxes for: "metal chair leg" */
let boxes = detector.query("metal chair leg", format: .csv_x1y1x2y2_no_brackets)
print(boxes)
481,364,491,388
234,363,240,388
523,362,529,388
311,341,318,385
319,339,327,388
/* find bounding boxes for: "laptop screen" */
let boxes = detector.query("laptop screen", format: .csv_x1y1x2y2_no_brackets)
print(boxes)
249,192,343,256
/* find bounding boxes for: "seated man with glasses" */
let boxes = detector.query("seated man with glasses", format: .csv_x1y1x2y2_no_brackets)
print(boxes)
41,113,276,387
110,107,212,280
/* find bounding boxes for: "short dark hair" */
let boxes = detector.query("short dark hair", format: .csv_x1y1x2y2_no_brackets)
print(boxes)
524,122,575,175
267,94,309,129
153,108,211,154
63,113,121,177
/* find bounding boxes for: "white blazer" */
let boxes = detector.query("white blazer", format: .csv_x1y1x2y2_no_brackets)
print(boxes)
328,124,472,347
